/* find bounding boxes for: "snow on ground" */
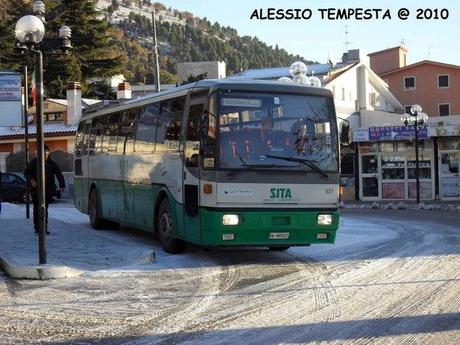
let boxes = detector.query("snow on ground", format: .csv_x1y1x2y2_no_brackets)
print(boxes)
0,203,459,344
0,202,154,271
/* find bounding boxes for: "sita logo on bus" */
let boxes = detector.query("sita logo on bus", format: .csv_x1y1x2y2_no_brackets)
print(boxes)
270,188,293,199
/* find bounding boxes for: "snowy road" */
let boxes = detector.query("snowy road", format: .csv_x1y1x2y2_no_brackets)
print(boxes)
0,207,459,344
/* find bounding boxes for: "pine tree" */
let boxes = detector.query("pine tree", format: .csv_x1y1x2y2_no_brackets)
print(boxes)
46,0,126,96
0,0,126,98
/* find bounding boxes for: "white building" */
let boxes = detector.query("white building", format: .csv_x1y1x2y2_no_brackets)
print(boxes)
177,61,226,84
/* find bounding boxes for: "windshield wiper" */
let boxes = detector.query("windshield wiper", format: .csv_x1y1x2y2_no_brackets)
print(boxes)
242,163,295,168
227,152,295,177
263,154,329,178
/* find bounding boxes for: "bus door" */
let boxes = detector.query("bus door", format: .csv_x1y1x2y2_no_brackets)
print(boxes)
118,109,138,225
74,121,91,211
182,95,207,243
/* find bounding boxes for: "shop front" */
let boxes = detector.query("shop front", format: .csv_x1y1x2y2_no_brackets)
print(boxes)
427,123,460,200
353,125,435,201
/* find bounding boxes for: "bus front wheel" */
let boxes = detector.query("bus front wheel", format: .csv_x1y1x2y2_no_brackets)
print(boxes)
157,198,185,254
89,188,105,230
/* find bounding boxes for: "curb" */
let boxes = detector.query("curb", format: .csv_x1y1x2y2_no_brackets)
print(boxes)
0,250,155,280
339,201,460,211
0,255,84,280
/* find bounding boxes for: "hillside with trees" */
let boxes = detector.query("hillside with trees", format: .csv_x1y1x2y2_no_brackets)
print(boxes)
110,1,313,85
0,0,313,98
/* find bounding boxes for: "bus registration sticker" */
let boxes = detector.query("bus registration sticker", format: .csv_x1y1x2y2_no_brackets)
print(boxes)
269,232,290,240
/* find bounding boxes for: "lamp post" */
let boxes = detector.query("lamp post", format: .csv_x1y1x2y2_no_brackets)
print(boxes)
23,61,30,218
401,104,428,204
15,43,31,218
15,1,72,265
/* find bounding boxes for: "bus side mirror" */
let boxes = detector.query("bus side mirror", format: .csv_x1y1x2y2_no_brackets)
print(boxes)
198,113,209,139
340,122,351,146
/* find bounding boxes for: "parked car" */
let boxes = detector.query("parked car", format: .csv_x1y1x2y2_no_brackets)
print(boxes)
0,172,31,203
1,172,62,203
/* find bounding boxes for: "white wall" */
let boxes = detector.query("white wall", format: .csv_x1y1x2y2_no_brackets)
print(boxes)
326,70,357,115
0,102,23,126
177,61,226,83
360,109,402,127
0,152,8,172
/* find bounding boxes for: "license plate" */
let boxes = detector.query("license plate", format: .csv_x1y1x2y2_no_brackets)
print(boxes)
269,232,290,240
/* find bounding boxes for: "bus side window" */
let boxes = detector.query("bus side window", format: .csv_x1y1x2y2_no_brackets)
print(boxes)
118,109,138,154
75,121,85,157
101,115,111,155
83,122,91,155
156,97,184,152
94,116,106,155
185,103,205,167
135,104,160,153
107,113,120,154
88,118,100,155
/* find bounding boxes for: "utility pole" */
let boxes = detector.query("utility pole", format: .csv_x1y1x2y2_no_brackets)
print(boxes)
152,8,160,93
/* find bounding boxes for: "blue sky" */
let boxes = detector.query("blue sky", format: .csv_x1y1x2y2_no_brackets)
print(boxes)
158,0,460,66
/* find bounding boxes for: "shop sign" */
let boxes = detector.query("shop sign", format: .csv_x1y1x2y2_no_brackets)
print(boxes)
352,128,369,142
0,74,21,101
428,125,460,137
368,125,428,141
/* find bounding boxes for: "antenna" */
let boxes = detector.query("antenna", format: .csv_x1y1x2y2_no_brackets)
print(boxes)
344,25,350,52
401,39,406,47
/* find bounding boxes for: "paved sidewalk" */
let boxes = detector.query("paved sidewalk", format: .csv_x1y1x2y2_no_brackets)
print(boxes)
340,200,460,210
0,202,155,280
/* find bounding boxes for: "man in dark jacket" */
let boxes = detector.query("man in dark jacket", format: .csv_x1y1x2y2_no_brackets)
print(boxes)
24,145,65,234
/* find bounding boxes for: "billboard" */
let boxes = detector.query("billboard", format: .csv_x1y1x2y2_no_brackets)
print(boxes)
0,72,23,127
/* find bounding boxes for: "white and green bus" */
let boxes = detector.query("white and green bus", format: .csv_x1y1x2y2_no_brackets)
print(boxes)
74,79,343,253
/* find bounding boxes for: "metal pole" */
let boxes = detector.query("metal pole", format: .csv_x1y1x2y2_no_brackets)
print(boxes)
152,8,160,93
35,49,47,264
23,63,30,219
414,118,420,205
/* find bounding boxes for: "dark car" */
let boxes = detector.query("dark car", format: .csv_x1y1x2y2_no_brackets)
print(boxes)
1,171,64,203
0,172,61,203
0,172,31,203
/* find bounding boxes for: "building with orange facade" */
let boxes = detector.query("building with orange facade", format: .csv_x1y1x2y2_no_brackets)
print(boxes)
363,46,460,200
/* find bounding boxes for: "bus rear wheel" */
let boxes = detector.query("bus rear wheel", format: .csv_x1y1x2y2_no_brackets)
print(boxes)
269,246,290,251
89,188,105,230
157,198,185,254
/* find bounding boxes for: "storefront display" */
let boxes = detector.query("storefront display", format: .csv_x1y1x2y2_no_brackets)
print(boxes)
359,141,435,201
355,125,460,201
438,138,460,199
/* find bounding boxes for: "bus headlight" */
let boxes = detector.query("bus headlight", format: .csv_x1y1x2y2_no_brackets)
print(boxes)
222,214,240,226
317,214,333,225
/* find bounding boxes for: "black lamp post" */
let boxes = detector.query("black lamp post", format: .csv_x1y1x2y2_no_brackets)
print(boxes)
15,44,31,218
401,104,428,205
23,61,30,218
14,1,72,265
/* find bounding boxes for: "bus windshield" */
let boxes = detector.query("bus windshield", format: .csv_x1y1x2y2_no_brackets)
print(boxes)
217,91,338,171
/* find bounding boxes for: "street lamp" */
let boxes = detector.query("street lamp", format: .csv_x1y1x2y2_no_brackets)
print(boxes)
15,2,72,265
279,61,323,87
401,104,429,204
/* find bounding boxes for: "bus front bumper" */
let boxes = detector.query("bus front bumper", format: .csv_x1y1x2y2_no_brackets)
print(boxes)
199,208,339,246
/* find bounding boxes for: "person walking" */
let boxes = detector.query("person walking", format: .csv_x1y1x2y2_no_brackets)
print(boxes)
24,145,65,234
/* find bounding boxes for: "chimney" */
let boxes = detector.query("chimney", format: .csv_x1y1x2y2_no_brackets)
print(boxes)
342,49,361,63
368,46,408,76
66,81,82,125
117,82,132,99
